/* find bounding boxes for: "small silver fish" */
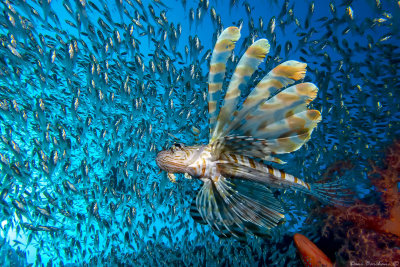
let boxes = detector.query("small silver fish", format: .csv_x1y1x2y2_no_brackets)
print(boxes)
156,26,349,240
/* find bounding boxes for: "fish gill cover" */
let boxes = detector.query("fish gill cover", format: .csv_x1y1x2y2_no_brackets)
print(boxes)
0,0,399,266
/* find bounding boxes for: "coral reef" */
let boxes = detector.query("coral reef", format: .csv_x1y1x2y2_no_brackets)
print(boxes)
322,140,400,264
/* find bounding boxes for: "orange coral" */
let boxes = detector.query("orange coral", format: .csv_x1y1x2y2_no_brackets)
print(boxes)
294,233,333,267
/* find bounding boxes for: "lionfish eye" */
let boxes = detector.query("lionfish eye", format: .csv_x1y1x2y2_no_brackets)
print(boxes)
174,143,184,149
170,143,184,152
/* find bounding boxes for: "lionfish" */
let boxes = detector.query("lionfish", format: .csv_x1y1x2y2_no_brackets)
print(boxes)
156,26,347,239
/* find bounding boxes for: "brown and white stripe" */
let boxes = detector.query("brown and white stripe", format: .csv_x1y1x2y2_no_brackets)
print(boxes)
221,60,309,138
221,153,311,191
211,39,271,142
208,27,241,139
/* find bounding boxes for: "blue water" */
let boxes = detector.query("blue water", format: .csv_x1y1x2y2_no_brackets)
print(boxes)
0,0,399,266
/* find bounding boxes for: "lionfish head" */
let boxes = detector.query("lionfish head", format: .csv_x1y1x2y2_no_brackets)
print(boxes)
156,143,199,174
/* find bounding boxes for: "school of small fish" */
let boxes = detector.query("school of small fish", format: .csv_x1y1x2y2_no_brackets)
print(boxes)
0,0,399,266
156,25,352,241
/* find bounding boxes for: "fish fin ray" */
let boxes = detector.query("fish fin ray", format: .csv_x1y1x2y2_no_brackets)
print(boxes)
208,27,241,140
218,83,320,154
195,175,285,239
221,60,308,137
218,161,291,189
211,39,270,142
217,136,285,163
308,180,354,206
190,196,207,225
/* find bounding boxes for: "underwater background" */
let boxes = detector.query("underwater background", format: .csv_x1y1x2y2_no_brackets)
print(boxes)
0,0,399,266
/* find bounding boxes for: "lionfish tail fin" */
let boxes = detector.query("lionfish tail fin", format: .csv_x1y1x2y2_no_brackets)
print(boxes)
308,180,353,207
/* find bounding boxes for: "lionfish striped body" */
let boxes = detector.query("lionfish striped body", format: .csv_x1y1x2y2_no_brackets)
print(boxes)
156,26,348,240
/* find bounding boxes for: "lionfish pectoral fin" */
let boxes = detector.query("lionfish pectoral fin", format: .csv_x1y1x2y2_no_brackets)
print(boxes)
189,196,207,225
192,175,285,240
190,194,245,241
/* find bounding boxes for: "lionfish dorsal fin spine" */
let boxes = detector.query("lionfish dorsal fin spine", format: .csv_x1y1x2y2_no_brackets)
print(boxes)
208,27,241,140
211,39,270,142
222,60,308,137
